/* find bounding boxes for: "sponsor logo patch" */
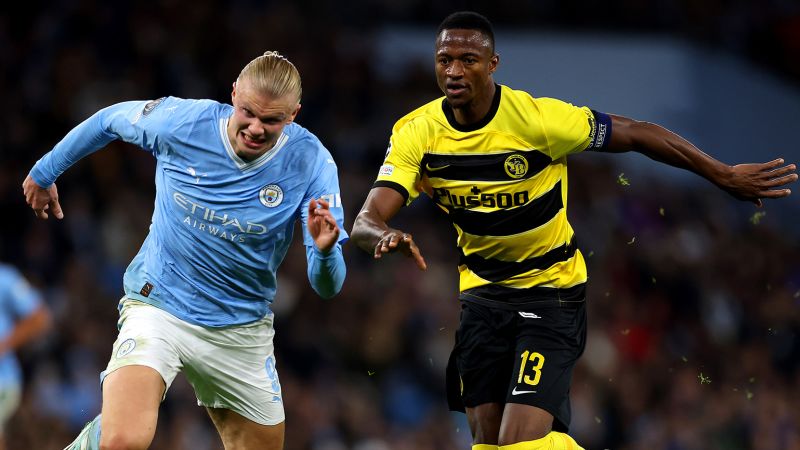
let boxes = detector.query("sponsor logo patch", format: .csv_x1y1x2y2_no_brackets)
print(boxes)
379,164,394,176
140,282,153,297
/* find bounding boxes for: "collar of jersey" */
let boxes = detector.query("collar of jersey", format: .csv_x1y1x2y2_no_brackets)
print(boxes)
219,117,289,172
441,83,502,132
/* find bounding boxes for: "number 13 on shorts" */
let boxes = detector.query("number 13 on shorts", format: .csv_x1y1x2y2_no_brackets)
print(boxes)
517,350,545,386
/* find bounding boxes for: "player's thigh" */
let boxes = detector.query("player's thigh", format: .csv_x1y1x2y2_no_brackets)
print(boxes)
183,313,285,427
450,302,516,443
498,403,556,444
451,302,516,409
101,365,165,449
502,302,587,442
99,299,183,449
206,407,284,450
465,403,503,444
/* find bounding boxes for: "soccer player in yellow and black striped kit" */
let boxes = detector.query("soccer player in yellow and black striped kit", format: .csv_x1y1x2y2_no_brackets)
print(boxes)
351,11,797,450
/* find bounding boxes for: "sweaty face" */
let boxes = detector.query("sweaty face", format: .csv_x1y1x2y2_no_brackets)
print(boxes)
228,79,300,161
435,29,497,109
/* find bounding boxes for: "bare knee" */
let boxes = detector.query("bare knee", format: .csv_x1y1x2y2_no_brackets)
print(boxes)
99,430,151,450
498,403,553,445
467,403,503,444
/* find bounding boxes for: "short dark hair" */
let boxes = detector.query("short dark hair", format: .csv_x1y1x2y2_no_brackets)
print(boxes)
437,11,495,52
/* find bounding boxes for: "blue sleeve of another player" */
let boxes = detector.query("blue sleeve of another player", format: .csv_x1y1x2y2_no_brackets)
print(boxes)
30,99,169,187
0,267,41,319
305,244,346,299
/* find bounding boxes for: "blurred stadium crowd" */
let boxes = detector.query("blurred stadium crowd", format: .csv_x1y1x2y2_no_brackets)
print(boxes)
1,1,798,449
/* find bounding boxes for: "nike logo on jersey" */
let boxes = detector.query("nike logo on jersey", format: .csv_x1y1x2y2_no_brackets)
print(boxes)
518,311,542,319
425,163,450,172
187,167,207,184
511,387,537,395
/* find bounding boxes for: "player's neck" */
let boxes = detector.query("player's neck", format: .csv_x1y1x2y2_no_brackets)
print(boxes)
452,83,496,126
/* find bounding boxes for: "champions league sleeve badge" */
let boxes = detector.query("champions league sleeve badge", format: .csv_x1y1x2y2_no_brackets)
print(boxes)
143,97,166,116
259,184,284,207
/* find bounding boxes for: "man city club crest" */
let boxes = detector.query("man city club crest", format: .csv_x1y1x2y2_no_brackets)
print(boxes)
116,338,136,358
260,184,284,207
504,154,529,179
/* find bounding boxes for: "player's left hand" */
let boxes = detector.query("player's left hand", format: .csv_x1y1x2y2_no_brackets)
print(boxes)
722,158,797,206
308,198,340,252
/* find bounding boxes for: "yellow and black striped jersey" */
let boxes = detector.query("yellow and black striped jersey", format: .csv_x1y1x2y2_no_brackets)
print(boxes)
374,84,611,308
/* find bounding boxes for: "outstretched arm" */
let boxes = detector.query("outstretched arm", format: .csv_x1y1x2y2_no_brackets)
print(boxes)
351,187,427,270
606,114,797,206
23,99,169,219
21,106,120,220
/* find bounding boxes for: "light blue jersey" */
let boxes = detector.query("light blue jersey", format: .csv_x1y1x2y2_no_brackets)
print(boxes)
0,264,42,385
31,97,347,326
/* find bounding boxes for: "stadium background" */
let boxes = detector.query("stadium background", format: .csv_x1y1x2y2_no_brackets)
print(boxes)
1,1,798,449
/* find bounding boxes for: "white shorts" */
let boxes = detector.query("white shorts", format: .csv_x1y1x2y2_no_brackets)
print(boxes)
101,298,284,425
0,384,21,430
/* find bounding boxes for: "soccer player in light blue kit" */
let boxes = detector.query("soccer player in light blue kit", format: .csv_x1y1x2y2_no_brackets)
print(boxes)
0,263,51,450
23,51,347,450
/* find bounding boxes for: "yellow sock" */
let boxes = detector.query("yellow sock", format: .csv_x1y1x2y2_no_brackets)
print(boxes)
499,431,584,450
473,445,499,450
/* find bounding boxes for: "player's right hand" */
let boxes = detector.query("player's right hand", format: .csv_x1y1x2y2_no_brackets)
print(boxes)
722,159,797,207
22,175,64,220
374,229,427,270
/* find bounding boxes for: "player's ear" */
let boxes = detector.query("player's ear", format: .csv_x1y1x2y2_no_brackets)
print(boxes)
489,54,499,74
288,103,301,123
231,81,237,101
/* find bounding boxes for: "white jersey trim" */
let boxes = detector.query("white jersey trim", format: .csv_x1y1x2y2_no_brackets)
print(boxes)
219,118,289,172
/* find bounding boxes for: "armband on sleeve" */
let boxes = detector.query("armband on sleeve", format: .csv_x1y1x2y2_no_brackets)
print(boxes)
587,110,612,151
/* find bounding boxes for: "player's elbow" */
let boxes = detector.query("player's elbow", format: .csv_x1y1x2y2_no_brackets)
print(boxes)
316,289,338,300
312,280,344,299
309,267,346,299
607,115,656,153
28,306,53,338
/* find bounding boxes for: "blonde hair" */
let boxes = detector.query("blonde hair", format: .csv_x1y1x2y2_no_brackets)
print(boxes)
237,51,302,103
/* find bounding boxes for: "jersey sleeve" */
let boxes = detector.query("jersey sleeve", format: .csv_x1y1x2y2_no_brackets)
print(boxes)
1,268,41,319
373,119,426,206
29,97,177,187
536,97,611,160
300,148,349,247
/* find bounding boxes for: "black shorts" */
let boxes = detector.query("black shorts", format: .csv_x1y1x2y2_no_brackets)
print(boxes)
446,298,587,432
